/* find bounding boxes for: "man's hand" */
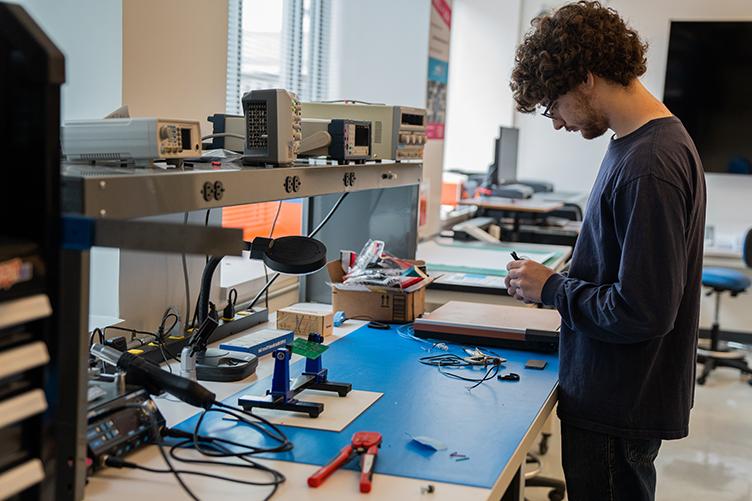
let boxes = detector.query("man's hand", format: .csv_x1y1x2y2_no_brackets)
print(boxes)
505,259,555,304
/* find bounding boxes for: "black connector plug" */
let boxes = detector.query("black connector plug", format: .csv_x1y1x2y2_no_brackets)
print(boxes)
208,302,219,322
104,336,128,353
222,288,238,321
103,455,133,469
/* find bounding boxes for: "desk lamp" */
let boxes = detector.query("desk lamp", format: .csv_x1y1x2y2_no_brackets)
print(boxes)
185,235,328,382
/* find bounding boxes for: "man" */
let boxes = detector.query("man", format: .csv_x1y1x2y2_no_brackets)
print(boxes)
506,2,706,500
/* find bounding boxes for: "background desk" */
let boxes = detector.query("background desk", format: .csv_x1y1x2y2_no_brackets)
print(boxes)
418,238,572,310
85,317,559,501
457,196,581,246
459,197,564,214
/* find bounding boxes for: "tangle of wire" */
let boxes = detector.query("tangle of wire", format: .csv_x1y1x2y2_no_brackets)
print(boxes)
106,400,291,501
396,324,448,352
92,311,181,372
164,401,292,500
418,352,502,390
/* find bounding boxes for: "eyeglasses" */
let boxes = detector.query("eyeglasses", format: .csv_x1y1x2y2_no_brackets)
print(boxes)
541,99,557,119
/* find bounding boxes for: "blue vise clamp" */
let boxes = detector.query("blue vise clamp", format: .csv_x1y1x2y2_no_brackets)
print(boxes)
238,333,352,418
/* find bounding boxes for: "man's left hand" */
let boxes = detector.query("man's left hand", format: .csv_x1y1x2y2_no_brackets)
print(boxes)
505,259,555,304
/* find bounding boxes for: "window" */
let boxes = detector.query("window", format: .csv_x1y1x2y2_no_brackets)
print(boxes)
226,0,331,115
224,0,331,243
222,0,331,294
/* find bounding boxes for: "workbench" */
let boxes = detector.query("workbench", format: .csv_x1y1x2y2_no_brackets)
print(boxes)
457,195,581,246
84,313,559,501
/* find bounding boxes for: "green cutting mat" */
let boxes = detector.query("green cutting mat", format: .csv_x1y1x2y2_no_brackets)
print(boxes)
426,240,565,277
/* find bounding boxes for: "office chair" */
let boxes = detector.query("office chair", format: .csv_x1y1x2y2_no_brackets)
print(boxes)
696,228,752,385
525,452,565,501
549,202,583,222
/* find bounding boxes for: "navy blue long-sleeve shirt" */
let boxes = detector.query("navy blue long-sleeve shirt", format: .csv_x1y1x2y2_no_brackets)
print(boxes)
541,116,706,440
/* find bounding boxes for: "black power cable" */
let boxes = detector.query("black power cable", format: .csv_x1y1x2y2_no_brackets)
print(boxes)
98,314,180,371
92,348,294,500
103,403,200,500
264,201,283,309
105,400,292,501
419,353,503,389
182,212,192,332
242,191,349,312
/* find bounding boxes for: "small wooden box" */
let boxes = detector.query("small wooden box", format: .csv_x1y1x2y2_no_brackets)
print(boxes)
276,305,334,337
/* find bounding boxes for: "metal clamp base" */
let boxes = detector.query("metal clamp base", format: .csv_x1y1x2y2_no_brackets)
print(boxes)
238,376,352,418
238,333,352,418
239,394,325,418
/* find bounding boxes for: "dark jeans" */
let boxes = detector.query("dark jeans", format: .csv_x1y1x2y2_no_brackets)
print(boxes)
561,421,662,501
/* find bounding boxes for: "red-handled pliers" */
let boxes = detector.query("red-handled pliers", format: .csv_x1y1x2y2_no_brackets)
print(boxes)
307,431,382,493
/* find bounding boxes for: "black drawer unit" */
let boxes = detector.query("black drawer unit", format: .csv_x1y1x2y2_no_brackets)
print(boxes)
0,251,54,499
0,3,66,499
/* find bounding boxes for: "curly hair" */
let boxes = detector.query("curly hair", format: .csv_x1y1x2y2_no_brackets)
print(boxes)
510,1,648,113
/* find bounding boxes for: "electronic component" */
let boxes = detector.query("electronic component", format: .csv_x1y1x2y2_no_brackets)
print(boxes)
525,359,548,370
207,113,245,152
62,117,202,162
329,119,371,162
299,118,372,163
242,89,302,166
90,344,217,409
86,385,165,473
301,102,426,160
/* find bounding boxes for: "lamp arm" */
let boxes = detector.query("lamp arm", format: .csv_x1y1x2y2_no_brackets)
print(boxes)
197,256,223,324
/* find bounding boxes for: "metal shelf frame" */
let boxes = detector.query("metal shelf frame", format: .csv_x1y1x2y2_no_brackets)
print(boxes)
60,159,423,500
62,161,423,219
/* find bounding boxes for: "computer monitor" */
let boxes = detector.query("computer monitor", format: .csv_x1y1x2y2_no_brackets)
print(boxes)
486,126,519,187
664,21,752,174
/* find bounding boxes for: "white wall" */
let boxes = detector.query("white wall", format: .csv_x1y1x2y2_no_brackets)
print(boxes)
514,0,752,229
117,0,229,331
443,0,522,173
12,0,123,320
329,0,430,107
11,0,123,119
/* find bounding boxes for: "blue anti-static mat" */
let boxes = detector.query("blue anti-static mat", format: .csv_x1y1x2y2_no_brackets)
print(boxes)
173,324,559,489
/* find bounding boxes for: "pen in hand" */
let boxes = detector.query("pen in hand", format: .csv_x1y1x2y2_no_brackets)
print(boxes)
511,251,520,261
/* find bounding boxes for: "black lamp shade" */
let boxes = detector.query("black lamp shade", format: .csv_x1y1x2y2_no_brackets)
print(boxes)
250,236,327,275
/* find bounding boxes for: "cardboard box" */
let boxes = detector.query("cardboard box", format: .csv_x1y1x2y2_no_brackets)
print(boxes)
326,260,432,323
277,304,334,337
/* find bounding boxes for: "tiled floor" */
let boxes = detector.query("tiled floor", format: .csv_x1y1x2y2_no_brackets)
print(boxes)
526,365,752,501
